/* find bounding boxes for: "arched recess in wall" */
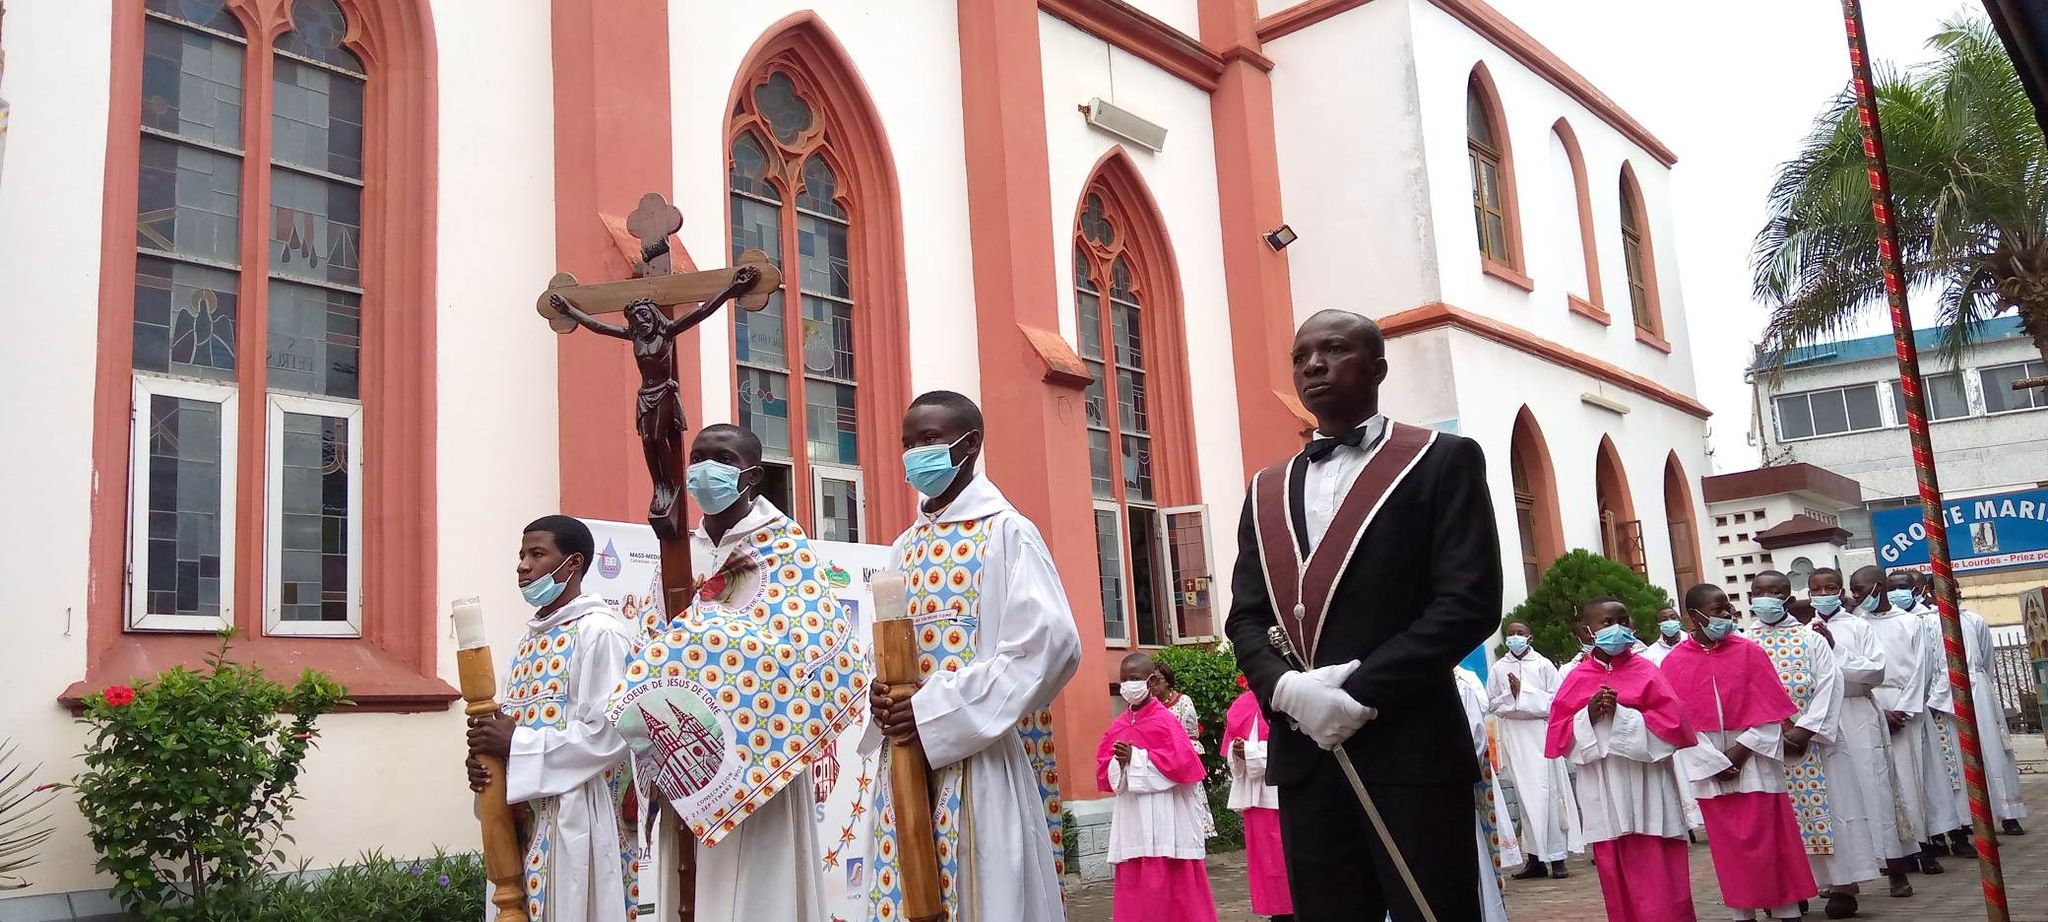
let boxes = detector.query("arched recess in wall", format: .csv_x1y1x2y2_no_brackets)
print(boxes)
1550,118,1605,322
1508,406,1564,591
1662,452,1703,594
1466,62,1528,286
1070,147,1204,647
79,0,444,706
723,12,912,542
1594,436,1642,574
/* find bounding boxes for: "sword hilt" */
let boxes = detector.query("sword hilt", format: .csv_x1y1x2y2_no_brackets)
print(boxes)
1266,625,1306,670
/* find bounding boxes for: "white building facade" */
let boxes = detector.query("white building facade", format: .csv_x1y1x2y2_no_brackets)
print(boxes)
0,0,1709,907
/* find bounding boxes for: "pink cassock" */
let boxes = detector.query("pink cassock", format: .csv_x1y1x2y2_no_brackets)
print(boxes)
1662,636,1815,910
1546,649,1697,758
1222,690,1292,916
1098,699,1214,922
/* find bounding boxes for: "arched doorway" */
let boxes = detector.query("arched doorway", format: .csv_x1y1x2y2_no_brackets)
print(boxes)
1663,453,1702,593
1595,437,1642,574
1508,408,1564,592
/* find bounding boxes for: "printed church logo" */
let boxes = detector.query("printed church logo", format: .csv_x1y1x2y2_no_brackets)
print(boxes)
598,539,623,579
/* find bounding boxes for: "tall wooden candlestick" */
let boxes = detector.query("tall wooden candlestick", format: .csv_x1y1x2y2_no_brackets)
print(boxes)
869,574,943,922
453,598,529,922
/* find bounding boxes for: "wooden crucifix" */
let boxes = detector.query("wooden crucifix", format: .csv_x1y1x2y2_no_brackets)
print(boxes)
534,193,778,922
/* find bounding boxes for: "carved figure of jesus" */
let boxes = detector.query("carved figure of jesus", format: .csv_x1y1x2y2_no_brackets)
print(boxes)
548,265,760,536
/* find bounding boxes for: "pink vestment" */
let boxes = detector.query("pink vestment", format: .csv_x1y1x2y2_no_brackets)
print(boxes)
1546,649,1696,758
1662,635,1816,910
1098,699,1215,922
1223,690,1292,916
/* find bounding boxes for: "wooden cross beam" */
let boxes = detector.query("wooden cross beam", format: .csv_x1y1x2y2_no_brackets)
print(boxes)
536,252,779,331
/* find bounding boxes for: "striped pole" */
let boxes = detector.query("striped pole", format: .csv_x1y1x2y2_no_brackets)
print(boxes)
1837,4,2008,918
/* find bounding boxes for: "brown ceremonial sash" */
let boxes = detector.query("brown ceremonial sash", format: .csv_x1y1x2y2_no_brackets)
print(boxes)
1251,421,1438,665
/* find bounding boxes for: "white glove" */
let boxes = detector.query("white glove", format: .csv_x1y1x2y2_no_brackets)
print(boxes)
1271,660,1376,749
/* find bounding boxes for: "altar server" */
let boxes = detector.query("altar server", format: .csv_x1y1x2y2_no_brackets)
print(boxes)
1486,622,1581,879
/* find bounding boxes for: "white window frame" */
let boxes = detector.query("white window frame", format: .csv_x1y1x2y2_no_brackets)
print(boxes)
1094,500,1132,646
128,375,238,632
809,462,866,544
264,393,364,638
1160,504,1217,644
1980,360,2048,416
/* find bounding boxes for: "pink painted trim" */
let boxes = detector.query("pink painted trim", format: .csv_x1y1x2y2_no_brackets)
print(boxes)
1039,0,1224,90
1620,161,1669,346
1551,118,1604,313
1378,302,1711,418
1482,258,1535,292
1468,63,1528,278
1511,406,1565,573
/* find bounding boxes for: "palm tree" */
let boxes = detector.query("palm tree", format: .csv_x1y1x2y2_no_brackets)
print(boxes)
1754,14,2048,372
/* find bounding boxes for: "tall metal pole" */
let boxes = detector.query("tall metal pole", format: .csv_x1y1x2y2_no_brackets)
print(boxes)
1836,4,2008,918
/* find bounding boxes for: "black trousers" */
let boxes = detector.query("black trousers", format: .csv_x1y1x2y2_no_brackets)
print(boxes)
1278,756,1481,922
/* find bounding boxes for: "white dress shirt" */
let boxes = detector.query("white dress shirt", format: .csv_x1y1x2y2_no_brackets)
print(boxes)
1303,414,1388,551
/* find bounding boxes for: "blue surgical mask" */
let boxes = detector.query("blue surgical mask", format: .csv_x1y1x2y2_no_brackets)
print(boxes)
1658,619,1683,639
903,434,972,498
1594,624,1637,655
1579,642,1595,655
686,460,755,515
1858,591,1882,614
1703,616,1736,642
1811,595,1844,619
521,557,574,609
1888,589,1917,611
1751,596,1789,625
1504,635,1530,654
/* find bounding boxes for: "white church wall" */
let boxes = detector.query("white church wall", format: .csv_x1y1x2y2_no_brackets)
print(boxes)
669,1,982,422
1267,0,1443,323
1039,12,1247,587
1120,0,1202,38
1407,0,1699,401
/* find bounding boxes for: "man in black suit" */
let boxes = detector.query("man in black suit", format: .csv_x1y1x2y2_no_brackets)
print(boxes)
1227,309,1503,921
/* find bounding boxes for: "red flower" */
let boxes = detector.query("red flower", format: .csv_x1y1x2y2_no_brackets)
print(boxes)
1235,674,1250,691
102,685,136,707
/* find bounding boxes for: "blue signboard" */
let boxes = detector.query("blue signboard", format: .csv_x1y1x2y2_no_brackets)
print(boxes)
1872,487,2048,574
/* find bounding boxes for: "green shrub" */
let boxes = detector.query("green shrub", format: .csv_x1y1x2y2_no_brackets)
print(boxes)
1153,644,1242,779
1505,549,1675,663
70,632,348,919
254,851,483,922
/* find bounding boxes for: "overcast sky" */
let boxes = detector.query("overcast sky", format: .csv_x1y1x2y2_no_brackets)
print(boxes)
1483,0,1970,471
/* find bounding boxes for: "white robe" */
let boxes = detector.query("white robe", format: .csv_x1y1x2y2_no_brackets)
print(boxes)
1641,639,1706,829
1562,665,1689,845
1813,612,1910,862
500,596,635,922
1106,748,1209,862
642,497,828,922
865,474,1082,922
1486,651,1584,861
1641,636,1684,666
1457,668,1516,922
1751,619,1879,888
1860,606,1930,846
1963,610,2028,821
1913,608,1968,835
1225,713,1279,812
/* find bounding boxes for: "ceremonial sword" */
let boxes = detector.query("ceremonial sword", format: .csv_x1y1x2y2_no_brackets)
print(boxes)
1267,625,1440,922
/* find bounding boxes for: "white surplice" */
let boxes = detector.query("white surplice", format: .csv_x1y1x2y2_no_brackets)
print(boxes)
1912,607,1969,836
640,497,827,922
1640,638,1706,829
1860,606,1930,846
1812,610,1910,862
1486,650,1584,861
1751,618,1879,888
1962,609,2028,821
1106,748,1209,862
1457,668,1517,922
1641,636,1684,666
501,595,635,922
1563,661,1690,845
1226,713,1279,812
864,474,1082,922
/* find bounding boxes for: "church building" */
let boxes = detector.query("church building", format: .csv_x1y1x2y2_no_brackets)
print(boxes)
0,0,1710,904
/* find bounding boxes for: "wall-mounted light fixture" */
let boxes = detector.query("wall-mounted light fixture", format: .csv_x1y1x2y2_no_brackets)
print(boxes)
1264,225,1298,251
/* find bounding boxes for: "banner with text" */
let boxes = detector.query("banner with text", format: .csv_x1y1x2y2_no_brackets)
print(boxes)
1872,487,2048,574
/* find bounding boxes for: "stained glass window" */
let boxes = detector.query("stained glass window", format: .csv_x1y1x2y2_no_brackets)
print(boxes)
729,68,864,537
276,410,350,623
141,393,227,622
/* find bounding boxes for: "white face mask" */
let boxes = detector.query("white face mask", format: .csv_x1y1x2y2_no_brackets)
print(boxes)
1119,680,1150,706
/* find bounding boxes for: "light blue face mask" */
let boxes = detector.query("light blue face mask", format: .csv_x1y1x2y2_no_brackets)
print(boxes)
1658,619,1683,639
1504,635,1530,654
1750,596,1789,625
1811,595,1844,619
1579,642,1595,655
685,460,756,515
520,557,574,609
904,434,972,498
1858,590,1882,614
1594,624,1637,655
1703,616,1736,642
1888,589,1917,611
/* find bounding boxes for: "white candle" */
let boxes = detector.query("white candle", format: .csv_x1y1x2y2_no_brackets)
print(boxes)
870,573,908,623
452,597,488,650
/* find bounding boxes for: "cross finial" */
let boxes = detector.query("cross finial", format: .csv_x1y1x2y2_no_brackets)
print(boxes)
626,192,685,278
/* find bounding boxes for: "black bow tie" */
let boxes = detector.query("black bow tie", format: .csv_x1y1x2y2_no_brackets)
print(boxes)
1304,427,1368,462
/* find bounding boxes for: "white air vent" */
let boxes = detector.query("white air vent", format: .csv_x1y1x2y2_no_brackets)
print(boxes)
1082,98,1167,153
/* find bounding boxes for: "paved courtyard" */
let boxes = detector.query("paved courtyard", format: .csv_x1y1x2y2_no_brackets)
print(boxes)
1068,742,2048,921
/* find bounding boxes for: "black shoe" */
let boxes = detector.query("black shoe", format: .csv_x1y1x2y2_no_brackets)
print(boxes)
1549,861,1570,879
1825,892,1858,918
1950,835,1977,858
1800,899,1810,915
1686,829,1697,844
1917,853,1945,875
2004,819,2026,835
1511,860,1547,880
1921,838,1949,856
1887,873,1914,898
